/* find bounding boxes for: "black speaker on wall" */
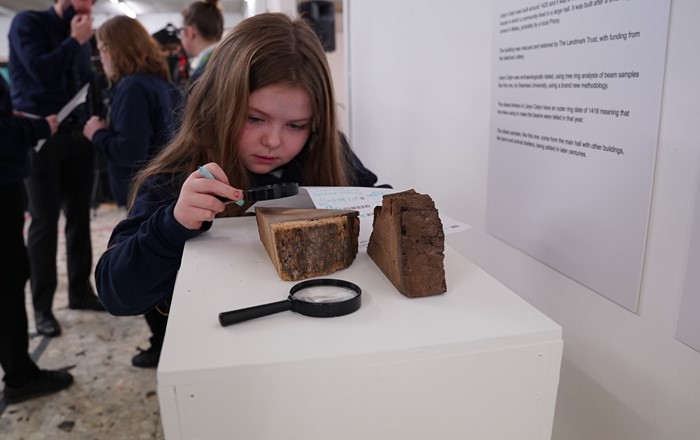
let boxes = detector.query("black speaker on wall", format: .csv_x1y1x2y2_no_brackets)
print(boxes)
298,1,335,52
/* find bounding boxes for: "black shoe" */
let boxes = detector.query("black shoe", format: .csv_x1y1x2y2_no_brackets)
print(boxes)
131,346,161,368
68,290,105,311
35,310,61,337
3,369,73,404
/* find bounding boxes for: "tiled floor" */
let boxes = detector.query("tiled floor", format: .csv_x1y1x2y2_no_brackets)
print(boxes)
0,204,165,439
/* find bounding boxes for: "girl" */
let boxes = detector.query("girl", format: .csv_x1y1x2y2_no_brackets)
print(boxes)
83,16,181,207
95,13,382,366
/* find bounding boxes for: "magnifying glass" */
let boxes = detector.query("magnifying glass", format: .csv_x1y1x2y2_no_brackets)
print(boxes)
218,278,361,327
214,182,299,204
199,167,299,203
244,182,299,202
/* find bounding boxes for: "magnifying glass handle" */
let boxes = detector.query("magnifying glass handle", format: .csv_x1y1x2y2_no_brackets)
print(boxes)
219,300,291,327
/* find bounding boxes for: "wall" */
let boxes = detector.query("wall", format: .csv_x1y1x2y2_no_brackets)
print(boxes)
347,0,700,439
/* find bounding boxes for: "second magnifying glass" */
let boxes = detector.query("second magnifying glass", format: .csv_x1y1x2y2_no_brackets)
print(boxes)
218,279,361,327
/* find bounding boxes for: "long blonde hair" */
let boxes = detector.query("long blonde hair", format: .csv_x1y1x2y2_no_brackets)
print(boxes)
130,12,348,211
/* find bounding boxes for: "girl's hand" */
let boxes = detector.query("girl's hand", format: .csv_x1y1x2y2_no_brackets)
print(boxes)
174,162,244,230
83,116,108,141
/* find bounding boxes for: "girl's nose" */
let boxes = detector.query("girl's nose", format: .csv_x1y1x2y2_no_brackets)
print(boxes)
262,127,281,149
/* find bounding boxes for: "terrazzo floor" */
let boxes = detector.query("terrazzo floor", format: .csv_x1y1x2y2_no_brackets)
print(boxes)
0,204,164,439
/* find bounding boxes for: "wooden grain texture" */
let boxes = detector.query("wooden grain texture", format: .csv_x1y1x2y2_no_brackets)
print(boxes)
255,207,360,281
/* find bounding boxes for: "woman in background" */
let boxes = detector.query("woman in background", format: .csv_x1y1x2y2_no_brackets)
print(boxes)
83,16,181,369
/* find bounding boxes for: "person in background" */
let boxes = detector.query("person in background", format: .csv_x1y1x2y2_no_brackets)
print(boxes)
179,0,224,82
83,16,181,208
94,13,382,367
8,0,105,339
0,74,74,404
82,16,181,368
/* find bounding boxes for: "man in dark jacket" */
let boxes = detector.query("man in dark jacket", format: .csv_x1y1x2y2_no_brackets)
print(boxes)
0,75,74,404
8,0,104,338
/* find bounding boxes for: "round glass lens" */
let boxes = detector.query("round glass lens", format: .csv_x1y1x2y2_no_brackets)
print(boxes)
293,286,359,304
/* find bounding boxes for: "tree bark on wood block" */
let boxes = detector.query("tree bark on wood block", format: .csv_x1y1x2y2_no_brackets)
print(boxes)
367,190,446,297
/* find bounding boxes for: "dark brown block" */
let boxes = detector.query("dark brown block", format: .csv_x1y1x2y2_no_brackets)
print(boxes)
367,190,446,297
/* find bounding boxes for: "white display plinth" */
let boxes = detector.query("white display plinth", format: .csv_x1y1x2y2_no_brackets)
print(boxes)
157,216,562,440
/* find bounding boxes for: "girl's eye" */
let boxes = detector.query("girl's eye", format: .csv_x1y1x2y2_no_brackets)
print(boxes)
289,123,308,130
248,115,263,123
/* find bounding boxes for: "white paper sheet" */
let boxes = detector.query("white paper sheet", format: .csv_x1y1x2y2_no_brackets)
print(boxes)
33,82,90,152
487,0,671,312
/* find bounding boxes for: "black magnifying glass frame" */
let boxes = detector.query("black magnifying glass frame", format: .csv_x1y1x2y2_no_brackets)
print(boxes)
243,182,299,202
215,182,299,204
218,278,362,327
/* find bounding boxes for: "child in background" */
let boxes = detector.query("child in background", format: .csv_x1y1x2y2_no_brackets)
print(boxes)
94,13,382,366
179,0,224,82
82,16,181,368
83,16,181,208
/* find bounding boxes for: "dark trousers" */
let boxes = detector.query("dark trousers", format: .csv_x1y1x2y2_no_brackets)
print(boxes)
143,309,168,350
144,309,168,350
25,126,95,312
0,184,40,387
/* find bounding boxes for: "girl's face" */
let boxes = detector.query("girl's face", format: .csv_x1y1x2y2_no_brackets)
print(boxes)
239,84,312,175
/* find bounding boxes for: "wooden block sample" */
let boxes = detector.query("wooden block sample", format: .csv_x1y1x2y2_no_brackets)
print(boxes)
367,190,446,297
255,207,360,281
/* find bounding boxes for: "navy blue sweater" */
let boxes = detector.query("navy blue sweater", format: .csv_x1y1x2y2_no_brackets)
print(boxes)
8,7,92,116
91,72,181,206
0,75,50,187
95,150,382,316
